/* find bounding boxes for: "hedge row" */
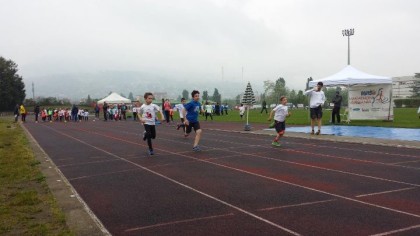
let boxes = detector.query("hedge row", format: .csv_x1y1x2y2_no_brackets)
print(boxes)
394,98,420,108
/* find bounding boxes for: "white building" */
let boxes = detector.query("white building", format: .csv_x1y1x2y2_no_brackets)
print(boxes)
392,76,419,98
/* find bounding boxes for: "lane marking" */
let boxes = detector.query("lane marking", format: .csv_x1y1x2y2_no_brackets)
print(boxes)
370,224,420,236
21,124,112,235
390,160,420,165
57,158,121,167
125,213,235,232
257,199,337,212
68,168,141,181
356,187,417,198
44,126,302,235
50,126,420,220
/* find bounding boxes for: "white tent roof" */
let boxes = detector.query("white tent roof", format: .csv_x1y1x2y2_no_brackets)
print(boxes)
309,65,392,87
97,92,131,104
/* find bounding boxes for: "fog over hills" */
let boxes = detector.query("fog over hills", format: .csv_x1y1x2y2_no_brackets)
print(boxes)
27,71,264,102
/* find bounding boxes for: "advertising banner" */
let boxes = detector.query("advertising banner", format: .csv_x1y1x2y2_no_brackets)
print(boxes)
348,84,393,120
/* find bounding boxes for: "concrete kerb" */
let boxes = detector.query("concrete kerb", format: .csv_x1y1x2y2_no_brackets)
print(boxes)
21,124,110,236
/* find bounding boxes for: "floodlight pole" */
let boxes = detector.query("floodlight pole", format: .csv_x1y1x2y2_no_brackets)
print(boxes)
342,28,354,65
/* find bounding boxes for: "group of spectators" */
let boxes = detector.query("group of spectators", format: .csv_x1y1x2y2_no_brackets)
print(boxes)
100,102,129,121
13,104,91,123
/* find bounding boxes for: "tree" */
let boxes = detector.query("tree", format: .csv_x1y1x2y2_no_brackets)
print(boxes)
235,94,241,104
410,73,420,98
306,77,313,91
128,92,134,101
202,90,208,101
182,89,189,100
212,88,221,104
0,57,26,111
86,95,92,105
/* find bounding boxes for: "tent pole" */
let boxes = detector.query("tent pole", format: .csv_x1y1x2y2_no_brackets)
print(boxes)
388,85,393,121
347,84,350,123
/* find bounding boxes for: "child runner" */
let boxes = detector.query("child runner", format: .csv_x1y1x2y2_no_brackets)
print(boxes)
239,103,245,120
138,92,164,156
174,98,187,135
267,96,291,147
182,90,204,152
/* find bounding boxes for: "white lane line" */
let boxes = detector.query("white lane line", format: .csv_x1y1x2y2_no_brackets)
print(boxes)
57,158,121,167
390,160,420,165
22,125,112,236
125,213,235,232
257,199,337,212
370,224,420,236
69,127,420,219
68,168,141,181
47,127,302,236
356,187,417,198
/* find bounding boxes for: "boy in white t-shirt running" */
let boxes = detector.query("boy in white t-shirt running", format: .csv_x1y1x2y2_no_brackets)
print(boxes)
173,98,187,135
138,92,164,155
267,96,291,147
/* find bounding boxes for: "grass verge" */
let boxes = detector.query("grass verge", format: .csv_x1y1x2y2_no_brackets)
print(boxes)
202,108,420,128
0,118,73,235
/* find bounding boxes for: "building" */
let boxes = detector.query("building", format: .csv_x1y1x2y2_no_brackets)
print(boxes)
392,76,419,98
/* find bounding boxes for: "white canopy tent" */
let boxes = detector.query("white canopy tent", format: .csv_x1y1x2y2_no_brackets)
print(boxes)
97,92,131,104
309,65,392,87
309,65,393,121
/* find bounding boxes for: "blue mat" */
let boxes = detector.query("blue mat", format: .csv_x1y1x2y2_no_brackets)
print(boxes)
266,126,420,142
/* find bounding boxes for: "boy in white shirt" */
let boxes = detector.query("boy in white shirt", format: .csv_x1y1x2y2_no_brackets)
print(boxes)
239,104,245,120
173,98,187,135
138,92,164,155
268,96,291,146
304,81,325,135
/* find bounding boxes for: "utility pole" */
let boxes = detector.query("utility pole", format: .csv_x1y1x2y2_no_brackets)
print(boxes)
32,82,35,100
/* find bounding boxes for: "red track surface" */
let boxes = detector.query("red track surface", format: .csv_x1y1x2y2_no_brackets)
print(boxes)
24,120,420,236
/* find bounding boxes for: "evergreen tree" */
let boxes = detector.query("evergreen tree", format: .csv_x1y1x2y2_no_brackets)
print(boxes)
306,77,313,90
411,73,420,97
202,90,208,101
212,88,221,104
87,95,92,105
182,89,189,99
0,57,26,111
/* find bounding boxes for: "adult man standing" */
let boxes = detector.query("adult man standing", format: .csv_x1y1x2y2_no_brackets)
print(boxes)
34,105,40,123
304,82,325,135
102,102,108,121
331,91,343,124
260,100,268,114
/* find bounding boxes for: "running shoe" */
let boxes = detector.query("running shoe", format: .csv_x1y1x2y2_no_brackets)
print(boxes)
148,149,154,155
272,141,281,147
316,130,321,135
310,130,315,135
176,124,181,130
192,146,201,152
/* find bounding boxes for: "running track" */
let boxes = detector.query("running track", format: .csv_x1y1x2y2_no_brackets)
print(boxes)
24,120,420,236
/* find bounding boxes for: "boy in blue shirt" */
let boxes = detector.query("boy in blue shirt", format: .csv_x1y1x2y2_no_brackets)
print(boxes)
182,90,204,152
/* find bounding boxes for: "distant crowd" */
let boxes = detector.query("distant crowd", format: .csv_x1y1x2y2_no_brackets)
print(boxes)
12,98,233,124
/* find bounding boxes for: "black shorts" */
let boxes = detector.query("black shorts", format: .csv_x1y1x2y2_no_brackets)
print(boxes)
186,122,201,134
310,106,323,119
274,121,286,133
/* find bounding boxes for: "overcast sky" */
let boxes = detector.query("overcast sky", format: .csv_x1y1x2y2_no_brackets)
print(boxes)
1,0,419,93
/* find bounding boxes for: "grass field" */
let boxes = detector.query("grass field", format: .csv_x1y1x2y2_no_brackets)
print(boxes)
0,118,72,235
200,108,420,128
